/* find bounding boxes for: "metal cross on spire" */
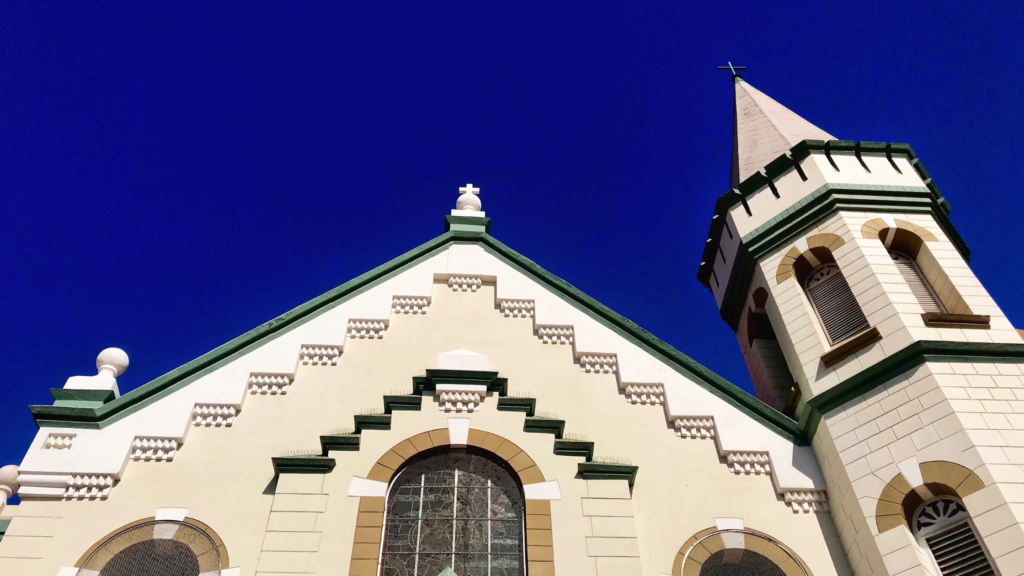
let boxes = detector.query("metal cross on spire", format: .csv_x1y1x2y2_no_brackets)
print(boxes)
717,62,746,81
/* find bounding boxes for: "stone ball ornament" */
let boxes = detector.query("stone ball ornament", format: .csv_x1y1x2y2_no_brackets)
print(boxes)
96,347,130,377
0,464,19,500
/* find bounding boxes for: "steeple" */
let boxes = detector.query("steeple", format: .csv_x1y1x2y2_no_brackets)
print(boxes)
730,79,834,187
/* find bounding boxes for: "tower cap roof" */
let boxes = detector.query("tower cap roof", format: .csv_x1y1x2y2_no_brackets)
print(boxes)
731,79,834,187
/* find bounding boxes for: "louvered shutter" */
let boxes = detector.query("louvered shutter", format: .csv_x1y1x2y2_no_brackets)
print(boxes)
890,251,946,313
925,524,996,576
805,264,869,345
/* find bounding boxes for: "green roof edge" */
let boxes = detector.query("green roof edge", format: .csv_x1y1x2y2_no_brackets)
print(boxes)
28,225,806,445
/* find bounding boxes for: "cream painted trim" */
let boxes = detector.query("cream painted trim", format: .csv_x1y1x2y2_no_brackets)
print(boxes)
218,568,241,576
448,418,470,446
155,507,188,521
347,476,388,497
57,567,82,576
523,480,561,501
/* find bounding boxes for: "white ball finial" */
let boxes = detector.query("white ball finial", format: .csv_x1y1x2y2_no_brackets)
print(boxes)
0,465,19,501
96,348,130,378
456,183,482,212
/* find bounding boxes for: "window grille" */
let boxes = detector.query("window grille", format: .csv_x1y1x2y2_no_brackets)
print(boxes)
382,449,525,576
914,498,996,576
77,520,220,576
804,264,869,345
890,251,946,314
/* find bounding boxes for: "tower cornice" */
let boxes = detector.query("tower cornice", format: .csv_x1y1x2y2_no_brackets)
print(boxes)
697,139,962,324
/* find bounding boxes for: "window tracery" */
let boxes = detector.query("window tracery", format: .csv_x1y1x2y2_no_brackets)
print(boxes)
382,448,525,576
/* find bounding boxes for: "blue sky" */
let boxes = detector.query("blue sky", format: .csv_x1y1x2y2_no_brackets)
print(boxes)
2,2,1022,470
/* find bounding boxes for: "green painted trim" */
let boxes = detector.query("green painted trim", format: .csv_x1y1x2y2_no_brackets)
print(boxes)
0,518,10,544
804,341,1024,440
412,370,508,396
383,396,422,414
30,231,466,429
353,414,391,433
577,462,639,488
320,435,361,453
28,220,804,445
496,397,536,416
523,417,565,439
553,440,594,461
50,389,117,407
271,456,336,475
445,214,491,234
698,139,963,288
473,235,806,444
715,184,969,330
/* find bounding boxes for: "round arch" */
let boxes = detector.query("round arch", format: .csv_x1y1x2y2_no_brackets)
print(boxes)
74,516,229,569
861,218,937,244
672,526,812,576
350,428,554,576
875,460,985,533
775,233,846,286
365,428,546,487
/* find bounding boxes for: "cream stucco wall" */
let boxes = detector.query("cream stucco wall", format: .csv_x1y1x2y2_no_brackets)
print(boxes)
0,281,849,576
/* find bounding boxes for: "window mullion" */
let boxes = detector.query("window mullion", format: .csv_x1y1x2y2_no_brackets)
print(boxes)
414,473,425,576
452,467,459,570
488,478,492,576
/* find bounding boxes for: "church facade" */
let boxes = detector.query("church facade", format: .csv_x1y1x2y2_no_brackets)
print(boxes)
2,77,1023,576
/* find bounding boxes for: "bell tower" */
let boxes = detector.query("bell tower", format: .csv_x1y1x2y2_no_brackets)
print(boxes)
699,72,1024,576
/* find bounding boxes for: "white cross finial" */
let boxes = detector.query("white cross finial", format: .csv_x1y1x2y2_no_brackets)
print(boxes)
455,183,483,213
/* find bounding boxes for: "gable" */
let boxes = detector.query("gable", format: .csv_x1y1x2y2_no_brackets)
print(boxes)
20,217,824,501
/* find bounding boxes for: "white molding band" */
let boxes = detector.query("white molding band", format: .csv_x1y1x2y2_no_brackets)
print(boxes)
130,437,179,462
299,345,341,366
192,404,238,427
624,384,665,405
437,385,486,413
348,319,387,339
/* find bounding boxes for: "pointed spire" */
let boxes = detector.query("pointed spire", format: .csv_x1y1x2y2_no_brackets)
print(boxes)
731,79,834,187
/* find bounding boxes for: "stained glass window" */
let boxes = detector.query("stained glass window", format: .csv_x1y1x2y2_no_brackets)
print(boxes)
382,448,525,576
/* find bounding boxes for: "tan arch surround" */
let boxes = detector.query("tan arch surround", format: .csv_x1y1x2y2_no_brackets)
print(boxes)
775,233,846,285
875,460,985,533
861,218,938,242
672,526,812,576
74,516,229,568
351,428,554,576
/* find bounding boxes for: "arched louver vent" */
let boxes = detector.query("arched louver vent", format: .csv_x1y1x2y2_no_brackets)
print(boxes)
890,251,946,314
804,264,869,345
78,521,220,576
915,498,996,576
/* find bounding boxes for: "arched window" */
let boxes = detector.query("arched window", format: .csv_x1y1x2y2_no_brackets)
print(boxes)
914,497,996,576
804,263,869,345
382,447,525,576
890,250,946,313
675,528,810,576
77,520,222,576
